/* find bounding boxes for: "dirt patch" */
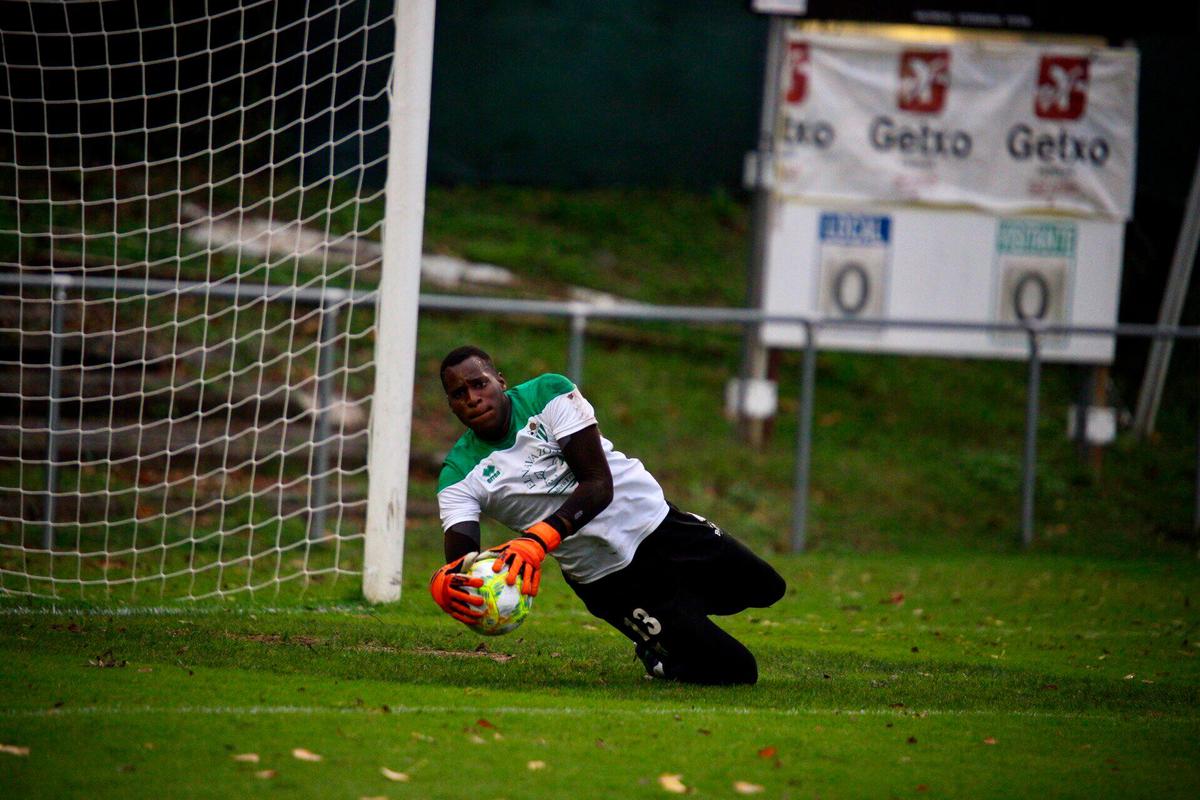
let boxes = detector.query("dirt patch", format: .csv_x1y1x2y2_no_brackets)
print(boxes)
224,632,325,647
413,646,515,663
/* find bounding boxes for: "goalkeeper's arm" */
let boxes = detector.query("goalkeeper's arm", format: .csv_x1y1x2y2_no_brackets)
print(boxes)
543,423,614,537
488,424,614,594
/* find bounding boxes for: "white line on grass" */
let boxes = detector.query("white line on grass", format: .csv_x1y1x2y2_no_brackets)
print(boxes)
0,704,1185,723
0,604,372,617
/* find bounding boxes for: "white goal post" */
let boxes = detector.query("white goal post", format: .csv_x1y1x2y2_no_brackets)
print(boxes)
0,0,432,602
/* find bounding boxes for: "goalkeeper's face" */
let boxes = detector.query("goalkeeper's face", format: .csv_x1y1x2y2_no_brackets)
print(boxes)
443,357,510,440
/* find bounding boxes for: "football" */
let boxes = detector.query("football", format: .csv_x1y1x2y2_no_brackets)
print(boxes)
463,553,534,635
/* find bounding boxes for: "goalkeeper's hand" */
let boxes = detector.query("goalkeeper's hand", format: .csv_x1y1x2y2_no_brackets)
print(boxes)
491,522,562,597
429,552,485,624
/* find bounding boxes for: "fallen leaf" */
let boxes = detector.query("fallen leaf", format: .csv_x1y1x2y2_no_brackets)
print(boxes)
360,796,388,800
0,744,30,757
88,649,128,668
232,753,260,763
255,770,276,779
697,729,711,736
380,767,409,782
983,737,997,745
907,737,918,744
757,746,777,759
882,592,905,605
734,781,764,794
819,410,842,426
916,785,929,792
659,773,689,794
467,734,486,744
1124,674,1135,680
476,718,496,729
527,760,546,771
292,748,322,762
411,732,434,742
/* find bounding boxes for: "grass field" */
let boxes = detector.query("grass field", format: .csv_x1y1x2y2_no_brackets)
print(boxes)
3,551,1199,799
4,182,1200,796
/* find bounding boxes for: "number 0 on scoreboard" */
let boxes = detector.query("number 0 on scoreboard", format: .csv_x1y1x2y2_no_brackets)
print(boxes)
816,212,891,331
992,218,1076,341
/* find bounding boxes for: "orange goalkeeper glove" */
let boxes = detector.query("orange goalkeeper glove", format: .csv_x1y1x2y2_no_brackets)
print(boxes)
429,553,485,624
490,521,562,597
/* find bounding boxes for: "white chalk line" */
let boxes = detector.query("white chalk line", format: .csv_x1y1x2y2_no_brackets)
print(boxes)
0,604,372,617
0,704,1187,723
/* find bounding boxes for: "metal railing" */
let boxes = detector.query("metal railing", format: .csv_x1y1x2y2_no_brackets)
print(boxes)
3,271,1198,551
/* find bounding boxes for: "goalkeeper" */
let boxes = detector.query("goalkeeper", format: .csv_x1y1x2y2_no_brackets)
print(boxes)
430,346,786,685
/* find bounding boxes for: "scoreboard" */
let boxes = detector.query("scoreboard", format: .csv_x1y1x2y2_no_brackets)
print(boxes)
760,203,1125,361
756,26,1138,363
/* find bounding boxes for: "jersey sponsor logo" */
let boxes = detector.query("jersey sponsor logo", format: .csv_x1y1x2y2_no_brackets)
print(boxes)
1035,55,1089,120
898,49,950,114
482,464,501,483
528,420,548,442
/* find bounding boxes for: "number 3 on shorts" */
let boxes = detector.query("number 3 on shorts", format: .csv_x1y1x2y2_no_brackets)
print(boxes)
632,608,662,635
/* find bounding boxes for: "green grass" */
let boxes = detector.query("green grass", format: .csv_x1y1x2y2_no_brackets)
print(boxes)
3,178,1199,795
2,551,1199,798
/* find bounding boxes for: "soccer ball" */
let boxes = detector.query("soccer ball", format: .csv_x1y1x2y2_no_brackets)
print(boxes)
463,553,533,636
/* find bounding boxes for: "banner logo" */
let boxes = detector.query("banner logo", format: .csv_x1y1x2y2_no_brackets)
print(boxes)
1035,56,1089,120
898,50,950,114
784,41,810,105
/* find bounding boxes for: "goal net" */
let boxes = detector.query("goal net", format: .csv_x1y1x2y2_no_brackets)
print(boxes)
0,0,412,601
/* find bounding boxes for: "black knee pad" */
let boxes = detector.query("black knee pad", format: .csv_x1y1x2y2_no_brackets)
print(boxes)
756,570,787,608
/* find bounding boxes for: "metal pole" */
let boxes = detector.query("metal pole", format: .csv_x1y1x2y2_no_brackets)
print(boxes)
1021,328,1042,548
790,321,817,552
567,310,586,386
1133,147,1200,437
308,301,339,542
43,285,66,549
737,15,786,446
1194,341,1200,536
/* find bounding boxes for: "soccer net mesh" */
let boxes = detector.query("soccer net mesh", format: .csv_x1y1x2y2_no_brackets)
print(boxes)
0,0,397,600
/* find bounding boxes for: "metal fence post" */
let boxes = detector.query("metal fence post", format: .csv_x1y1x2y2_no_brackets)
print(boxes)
790,320,818,552
1021,327,1042,548
43,284,66,550
568,309,587,386
1195,340,1200,537
308,296,341,541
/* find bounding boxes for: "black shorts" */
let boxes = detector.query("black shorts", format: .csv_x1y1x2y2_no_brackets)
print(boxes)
564,503,786,685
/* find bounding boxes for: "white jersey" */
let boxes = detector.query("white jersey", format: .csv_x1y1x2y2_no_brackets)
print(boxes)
437,374,668,583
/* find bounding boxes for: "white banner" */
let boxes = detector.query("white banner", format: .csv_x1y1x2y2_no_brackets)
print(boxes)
773,30,1139,220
